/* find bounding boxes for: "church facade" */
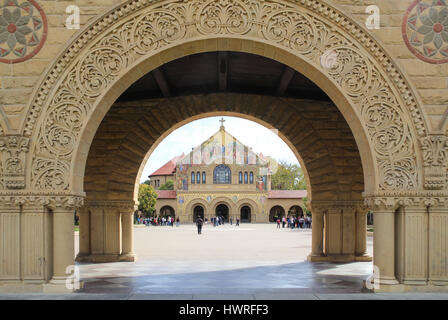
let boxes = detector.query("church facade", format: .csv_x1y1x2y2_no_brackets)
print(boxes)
149,120,306,223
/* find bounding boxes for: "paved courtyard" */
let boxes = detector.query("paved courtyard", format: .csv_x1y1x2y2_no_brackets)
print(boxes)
2,224,448,299
73,223,375,297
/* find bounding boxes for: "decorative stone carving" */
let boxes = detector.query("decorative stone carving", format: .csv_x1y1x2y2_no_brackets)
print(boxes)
364,191,448,209
85,200,137,212
25,0,426,193
310,200,366,212
420,135,448,190
0,136,29,189
0,193,84,209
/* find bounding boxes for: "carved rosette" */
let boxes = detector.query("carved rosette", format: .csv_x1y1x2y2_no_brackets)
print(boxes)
26,0,425,194
420,135,448,190
0,136,30,189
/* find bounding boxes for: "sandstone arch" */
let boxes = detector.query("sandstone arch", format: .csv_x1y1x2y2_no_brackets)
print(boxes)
24,0,428,195
0,0,446,293
185,198,210,222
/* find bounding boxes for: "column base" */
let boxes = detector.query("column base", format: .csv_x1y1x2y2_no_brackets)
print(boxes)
75,254,121,263
355,254,373,262
363,278,448,292
119,253,137,262
44,278,84,293
0,280,83,293
307,254,328,262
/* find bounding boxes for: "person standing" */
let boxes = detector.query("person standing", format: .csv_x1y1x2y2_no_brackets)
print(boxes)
236,218,240,226
276,218,281,228
282,216,286,228
196,216,204,235
176,217,180,227
230,217,233,225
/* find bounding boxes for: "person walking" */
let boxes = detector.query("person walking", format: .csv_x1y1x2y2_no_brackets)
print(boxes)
276,218,281,228
196,216,204,235
236,218,240,226
176,217,180,227
299,216,305,229
230,217,233,225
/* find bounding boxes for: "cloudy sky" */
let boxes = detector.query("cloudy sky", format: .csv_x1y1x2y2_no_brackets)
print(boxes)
140,116,300,182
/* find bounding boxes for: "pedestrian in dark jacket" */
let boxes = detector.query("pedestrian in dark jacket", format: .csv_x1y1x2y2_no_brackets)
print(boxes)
196,217,204,235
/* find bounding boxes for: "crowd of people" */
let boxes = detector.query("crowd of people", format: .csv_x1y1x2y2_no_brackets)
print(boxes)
276,215,311,229
137,216,180,227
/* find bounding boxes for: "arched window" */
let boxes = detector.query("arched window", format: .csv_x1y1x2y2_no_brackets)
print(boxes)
239,172,243,184
250,172,254,184
191,172,195,184
214,165,231,184
244,172,248,184
197,172,201,184
202,172,206,184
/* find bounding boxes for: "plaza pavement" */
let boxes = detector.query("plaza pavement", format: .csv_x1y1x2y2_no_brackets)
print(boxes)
1,224,448,300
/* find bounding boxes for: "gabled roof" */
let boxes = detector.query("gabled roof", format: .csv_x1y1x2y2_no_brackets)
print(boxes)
176,125,269,167
149,154,184,176
268,190,307,199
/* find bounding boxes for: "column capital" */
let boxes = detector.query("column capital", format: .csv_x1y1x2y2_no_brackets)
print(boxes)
310,200,364,213
420,135,448,190
364,191,448,210
85,200,137,212
0,135,30,190
0,192,84,210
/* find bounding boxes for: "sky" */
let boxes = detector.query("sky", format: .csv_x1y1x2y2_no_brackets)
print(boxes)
140,116,300,182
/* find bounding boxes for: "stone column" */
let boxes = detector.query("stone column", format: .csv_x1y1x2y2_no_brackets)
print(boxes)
355,208,371,261
307,206,325,261
428,201,448,286
76,207,90,261
372,204,398,285
0,203,21,282
121,210,136,261
50,206,75,284
342,206,356,259
325,207,342,258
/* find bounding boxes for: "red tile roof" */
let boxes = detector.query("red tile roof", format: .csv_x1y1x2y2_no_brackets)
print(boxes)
156,190,177,199
149,154,184,176
268,190,307,199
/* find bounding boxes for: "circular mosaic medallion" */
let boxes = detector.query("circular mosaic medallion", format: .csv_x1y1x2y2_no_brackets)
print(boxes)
0,0,48,64
403,0,448,64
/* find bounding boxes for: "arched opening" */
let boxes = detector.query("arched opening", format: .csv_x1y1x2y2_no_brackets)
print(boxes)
160,206,175,219
269,206,285,222
240,206,251,223
215,204,230,222
288,206,304,218
193,205,205,221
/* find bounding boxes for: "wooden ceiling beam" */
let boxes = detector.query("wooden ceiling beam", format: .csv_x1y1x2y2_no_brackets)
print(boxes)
152,67,171,97
276,66,295,96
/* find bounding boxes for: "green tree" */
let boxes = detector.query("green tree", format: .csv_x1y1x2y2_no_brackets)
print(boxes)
159,179,174,190
271,160,306,190
143,179,151,185
302,196,311,216
138,184,158,217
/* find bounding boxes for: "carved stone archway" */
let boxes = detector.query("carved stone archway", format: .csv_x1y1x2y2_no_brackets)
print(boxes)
1,0,446,293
